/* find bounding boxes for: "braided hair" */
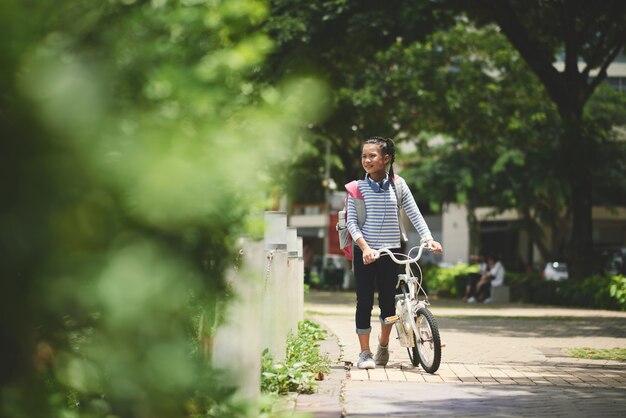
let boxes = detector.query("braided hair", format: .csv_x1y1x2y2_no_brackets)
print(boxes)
364,136,396,184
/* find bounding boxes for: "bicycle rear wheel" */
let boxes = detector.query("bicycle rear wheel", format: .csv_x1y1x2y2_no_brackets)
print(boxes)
407,308,441,373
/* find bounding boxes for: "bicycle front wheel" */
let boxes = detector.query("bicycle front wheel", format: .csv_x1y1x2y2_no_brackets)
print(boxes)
407,308,441,373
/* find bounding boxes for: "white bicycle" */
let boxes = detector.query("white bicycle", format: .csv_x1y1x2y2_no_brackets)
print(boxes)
375,244,442,373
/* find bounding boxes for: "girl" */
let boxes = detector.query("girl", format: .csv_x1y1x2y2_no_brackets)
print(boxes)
346,137,443,369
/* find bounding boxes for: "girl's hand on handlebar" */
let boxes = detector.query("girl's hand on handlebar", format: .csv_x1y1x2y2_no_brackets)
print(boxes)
426,239,443,254
363,247,378,265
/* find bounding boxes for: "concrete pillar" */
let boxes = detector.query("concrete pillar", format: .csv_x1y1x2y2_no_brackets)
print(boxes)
264,211,287,251
262,211,288,359
211,211,306,408
211,239,264,406
264,250,288,360
286,228,299,335
296,236,304,322
442,203,470,264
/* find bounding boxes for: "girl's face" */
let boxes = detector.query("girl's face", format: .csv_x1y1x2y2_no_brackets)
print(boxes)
361,143,389,177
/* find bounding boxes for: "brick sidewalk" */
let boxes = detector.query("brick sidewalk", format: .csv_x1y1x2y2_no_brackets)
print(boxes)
296,291,626,417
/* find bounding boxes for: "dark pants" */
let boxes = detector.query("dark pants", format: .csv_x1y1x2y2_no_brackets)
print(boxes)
353,246,400,334
465,273,481,298
477,280,492,301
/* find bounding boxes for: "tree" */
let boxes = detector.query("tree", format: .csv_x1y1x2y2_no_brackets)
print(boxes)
1,0,326,416
267,0,626,278
264,0,457,192
366,21,571,263
458,0,626,279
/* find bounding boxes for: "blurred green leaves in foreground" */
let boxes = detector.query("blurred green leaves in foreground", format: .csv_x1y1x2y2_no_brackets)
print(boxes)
1,0,327,416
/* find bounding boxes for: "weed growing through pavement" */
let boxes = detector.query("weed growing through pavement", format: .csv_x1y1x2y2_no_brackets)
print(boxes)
261,320,331,395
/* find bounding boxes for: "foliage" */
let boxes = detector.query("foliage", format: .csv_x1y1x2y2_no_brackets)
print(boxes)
565,347,626,361
506,273,626,311
261,320,331,395
1,0,326,417
423,263,479,298
505,271,546,303
585,85,626,206
309,271,322,288
264,0,457,192
429,263,626,311
609,275,626,308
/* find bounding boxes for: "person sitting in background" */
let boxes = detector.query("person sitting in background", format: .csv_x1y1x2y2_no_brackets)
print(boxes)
463,253,486,303
475,255,505,304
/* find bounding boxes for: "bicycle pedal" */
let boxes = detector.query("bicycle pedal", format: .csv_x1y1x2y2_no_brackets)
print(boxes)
384,315,399,325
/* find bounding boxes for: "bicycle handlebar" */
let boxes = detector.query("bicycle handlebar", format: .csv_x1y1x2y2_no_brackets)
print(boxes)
374,243,429,264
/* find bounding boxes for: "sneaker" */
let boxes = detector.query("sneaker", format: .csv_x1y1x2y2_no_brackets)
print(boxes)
467,297,477,303
357,350,376,369
483,297,492,304
374,344,389,366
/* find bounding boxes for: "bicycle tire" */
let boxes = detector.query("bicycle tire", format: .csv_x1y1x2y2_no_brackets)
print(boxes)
407,307,441,373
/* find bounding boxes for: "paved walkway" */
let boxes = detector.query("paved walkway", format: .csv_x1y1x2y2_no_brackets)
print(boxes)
295,291,626,417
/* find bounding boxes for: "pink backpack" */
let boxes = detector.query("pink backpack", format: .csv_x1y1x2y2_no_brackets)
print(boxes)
336,181,364,260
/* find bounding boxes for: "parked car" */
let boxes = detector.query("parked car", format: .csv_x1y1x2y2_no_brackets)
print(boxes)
542,262,568,281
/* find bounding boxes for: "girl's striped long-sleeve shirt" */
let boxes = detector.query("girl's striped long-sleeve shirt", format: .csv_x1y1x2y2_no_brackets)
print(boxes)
346,176,433,250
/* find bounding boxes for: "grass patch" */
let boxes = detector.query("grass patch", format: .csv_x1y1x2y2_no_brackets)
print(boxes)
565,347,626,360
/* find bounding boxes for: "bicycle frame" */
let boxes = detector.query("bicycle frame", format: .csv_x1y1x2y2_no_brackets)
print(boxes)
376,244,430,303
376,244,429,344
375,244,443,373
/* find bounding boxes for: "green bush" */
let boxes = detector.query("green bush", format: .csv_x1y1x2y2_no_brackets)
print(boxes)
507,272,626,311
423,263,479,297
1,0,328,415
427,262,625,311
261,320,331,395
506,271,545,303
609,275,626,308
559,274,626,310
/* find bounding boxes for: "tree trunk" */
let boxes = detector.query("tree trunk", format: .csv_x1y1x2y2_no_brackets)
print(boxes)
518,205,549,263
568,174,594,279
561,112,594,280
550,208,571,261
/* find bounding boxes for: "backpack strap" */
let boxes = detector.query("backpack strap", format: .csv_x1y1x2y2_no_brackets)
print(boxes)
391,174,403,208
346,178,407,241
392,175,409,242
345,181,362,199
345,181,365,229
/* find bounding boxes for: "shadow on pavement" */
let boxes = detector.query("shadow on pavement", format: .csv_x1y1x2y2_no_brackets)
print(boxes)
438,316,626,339
344,382,626,417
